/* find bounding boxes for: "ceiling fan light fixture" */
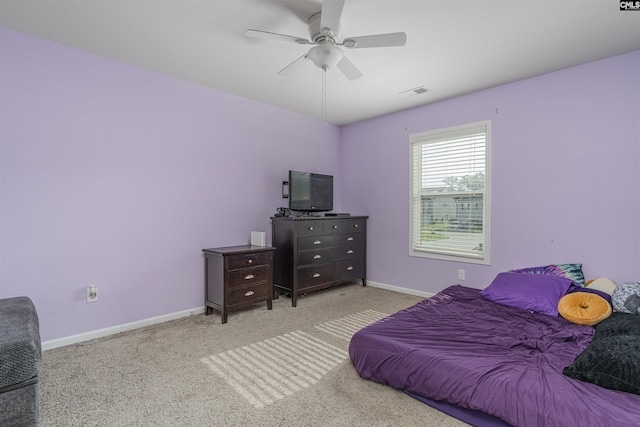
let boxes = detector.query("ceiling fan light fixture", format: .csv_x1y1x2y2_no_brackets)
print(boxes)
308,44,344,69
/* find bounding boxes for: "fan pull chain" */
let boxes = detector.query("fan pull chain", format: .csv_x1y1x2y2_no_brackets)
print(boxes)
322,66,327,125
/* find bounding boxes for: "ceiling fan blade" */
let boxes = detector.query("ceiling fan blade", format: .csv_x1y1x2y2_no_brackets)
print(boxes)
277,54,310,77
336,56,363,81
320,0,345,36
342,32,407,48
245,29,309,45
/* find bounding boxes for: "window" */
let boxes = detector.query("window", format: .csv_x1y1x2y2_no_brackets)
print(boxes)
410,120,491,264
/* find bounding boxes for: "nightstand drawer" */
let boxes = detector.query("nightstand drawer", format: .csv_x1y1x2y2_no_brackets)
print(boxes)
226,283,269,306
228,265,270,288
226,252,271,270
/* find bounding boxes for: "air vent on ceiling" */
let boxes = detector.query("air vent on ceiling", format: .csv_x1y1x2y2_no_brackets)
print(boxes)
399,86,429,97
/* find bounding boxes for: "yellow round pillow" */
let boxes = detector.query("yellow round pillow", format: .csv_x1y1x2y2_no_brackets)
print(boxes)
558,292,612,326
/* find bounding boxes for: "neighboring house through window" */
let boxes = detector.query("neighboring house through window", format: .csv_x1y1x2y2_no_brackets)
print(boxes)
410,120,491,264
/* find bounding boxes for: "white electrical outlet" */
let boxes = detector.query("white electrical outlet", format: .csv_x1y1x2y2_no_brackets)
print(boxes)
458,269,466,281
86,285,98,303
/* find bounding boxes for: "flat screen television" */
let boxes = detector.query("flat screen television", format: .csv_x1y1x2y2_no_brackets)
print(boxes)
288,170,333,212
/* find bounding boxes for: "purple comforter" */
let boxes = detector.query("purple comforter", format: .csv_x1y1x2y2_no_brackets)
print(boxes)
349,285,640,427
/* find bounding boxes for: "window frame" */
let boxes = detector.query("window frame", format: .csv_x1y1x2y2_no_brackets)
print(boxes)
409,120,491,265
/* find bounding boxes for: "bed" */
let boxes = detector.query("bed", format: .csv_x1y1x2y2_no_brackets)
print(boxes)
349,277,640,427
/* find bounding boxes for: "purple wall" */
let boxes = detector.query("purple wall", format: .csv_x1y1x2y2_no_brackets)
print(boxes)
0,28,342,341
340,50,640,294
2,26,639,343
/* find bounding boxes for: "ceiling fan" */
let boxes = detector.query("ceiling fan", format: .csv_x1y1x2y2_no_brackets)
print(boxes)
245,0,407,81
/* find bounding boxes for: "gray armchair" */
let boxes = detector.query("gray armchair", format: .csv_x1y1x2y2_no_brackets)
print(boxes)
0,296,41,426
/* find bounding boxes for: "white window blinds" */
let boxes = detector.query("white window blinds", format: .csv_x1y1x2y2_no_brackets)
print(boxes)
410,120,491,264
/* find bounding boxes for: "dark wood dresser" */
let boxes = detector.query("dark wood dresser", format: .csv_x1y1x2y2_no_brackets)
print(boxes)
202,245,275,323
271,216,367,306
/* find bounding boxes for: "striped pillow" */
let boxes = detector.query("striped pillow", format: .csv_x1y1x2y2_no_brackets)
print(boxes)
509,263,585,286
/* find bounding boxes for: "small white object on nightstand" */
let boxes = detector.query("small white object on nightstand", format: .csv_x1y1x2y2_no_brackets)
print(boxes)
251,231,266,246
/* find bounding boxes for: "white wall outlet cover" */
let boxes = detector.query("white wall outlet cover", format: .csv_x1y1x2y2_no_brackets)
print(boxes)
86,285,98,302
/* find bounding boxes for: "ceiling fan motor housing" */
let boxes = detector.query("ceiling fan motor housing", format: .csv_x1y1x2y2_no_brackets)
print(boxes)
308,12,341,43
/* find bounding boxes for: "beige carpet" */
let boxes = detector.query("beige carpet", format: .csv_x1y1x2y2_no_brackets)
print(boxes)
40,283,470,426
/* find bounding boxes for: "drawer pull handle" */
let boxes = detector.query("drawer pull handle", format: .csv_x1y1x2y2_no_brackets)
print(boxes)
248,259,253,264
244,290,255,297
313,273,321,278
347,266,354,271
308,226,314,231
347,237,354,241
347,249,354,254
333,225,338,229
314,254,322,259
313,240,322,245
244,274,255,280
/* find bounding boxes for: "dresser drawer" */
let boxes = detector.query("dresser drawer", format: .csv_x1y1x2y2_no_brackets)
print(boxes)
324,218,366,234
226,282,269,306
226,252,271,270
334,232,364,247
294,220,324,236
228,265,270,288
297,264,335,289
297,235,334,250
335,258,364,281
333,241,364,260
297,247,334,266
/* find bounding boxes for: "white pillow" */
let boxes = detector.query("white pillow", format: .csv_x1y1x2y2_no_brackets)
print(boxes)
586,277,617,295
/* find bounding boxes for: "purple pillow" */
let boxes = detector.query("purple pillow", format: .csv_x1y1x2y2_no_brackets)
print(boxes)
480,272,574,316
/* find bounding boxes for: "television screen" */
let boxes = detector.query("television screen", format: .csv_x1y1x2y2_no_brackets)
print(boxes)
289,170,333,212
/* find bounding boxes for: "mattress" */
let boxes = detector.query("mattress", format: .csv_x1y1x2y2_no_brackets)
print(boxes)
349,285,640,427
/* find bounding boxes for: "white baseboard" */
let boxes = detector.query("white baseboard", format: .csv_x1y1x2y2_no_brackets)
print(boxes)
42,306,205,351
366,280,434,299
42,282,428,351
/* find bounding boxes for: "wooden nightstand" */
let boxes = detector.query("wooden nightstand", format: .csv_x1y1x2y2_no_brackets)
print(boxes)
202,245,275,323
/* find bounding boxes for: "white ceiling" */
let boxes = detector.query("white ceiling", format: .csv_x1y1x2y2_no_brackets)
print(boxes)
1,0,639,125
